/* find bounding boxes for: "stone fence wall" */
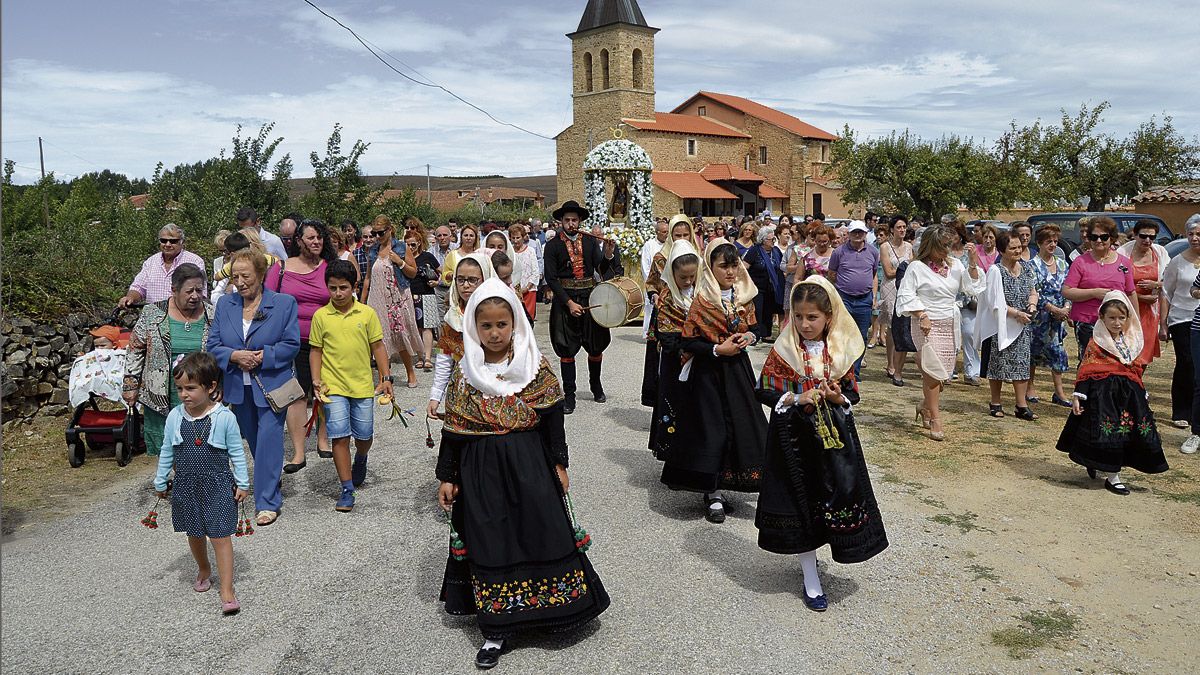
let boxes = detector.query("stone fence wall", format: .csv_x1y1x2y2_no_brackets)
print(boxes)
1,312,115,419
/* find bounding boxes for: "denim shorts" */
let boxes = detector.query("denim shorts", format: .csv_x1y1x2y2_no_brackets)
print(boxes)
324,395,374,441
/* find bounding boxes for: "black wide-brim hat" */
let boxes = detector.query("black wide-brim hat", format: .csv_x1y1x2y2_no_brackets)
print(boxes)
552,200,591,222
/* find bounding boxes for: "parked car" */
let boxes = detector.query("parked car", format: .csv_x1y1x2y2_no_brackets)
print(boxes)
1027,212,1174,258
1166,238,1191,259
965,219,1009,234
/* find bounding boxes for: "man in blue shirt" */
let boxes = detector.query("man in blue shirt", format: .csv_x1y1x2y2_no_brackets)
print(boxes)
827,220,879,378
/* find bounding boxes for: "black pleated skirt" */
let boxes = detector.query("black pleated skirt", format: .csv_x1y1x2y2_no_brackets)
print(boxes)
1057,376,1169,474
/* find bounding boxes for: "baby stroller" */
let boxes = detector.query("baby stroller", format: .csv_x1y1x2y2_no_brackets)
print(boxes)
64,322,143,467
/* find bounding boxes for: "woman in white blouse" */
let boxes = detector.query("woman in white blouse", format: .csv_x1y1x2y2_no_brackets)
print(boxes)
896,224,985,441
1163,214,1200,453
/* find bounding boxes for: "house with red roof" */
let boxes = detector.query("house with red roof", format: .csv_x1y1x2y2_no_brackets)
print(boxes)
555,0,849,219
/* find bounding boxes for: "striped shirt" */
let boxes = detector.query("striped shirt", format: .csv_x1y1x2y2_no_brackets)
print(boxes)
1191,270,1200,331
129,251,206,304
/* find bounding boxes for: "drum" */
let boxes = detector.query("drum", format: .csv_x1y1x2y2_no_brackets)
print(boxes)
588,277,644,328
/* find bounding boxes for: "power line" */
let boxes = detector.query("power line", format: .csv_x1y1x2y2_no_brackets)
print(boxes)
40,139,105,170
300,0,554,142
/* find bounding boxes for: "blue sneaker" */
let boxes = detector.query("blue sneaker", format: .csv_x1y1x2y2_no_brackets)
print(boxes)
335,486,356,512
352,454,368,487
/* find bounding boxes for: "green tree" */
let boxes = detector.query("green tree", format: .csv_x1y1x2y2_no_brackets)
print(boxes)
1002,102,1200,209
299,123,383,227
830,127,1015,218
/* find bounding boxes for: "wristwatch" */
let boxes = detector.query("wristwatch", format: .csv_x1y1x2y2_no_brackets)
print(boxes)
381,375,395,383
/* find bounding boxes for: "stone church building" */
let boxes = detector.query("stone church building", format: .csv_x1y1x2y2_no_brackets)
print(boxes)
555,0,850,220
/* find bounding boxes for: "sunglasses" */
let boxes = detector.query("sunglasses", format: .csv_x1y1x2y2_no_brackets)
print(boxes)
1136,232,1155,240
1086,233,1111,242
372,229,388,236
159,238,180,244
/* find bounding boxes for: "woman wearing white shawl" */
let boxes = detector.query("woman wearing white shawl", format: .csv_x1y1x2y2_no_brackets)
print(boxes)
434,278,609,668
648,239,700,458
427,251,495,418
976,230,1039,421
1056,291,1168,495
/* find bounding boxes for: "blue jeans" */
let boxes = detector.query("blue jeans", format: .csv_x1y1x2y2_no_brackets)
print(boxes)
839,291,873,378
233,385,286,513
325,395,375,441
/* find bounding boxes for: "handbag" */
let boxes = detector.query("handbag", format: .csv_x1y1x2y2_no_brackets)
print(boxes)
890,261,918,353
252,371,305,413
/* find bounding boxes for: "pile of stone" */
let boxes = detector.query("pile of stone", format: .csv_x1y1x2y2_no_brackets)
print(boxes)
1,313,109,420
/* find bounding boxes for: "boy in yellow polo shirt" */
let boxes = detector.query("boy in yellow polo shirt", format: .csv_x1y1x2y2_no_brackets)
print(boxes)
309,260,393,513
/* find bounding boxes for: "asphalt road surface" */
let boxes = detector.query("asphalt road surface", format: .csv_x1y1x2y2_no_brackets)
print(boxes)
1,321,1067,673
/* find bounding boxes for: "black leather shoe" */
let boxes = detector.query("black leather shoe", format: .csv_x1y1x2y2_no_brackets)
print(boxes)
475,646,502,669
1105,479,1130,496
592,390,607,403
283,460,307,474
1087,468,1097,480
563,396,576,415
317,449,333,459
704,497,725,523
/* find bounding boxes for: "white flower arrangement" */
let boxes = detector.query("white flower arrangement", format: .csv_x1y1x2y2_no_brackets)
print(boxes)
582,140,654,253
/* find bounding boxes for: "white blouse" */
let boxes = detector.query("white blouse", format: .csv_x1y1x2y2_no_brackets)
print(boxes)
896,258,986,321
1163,254,1200,327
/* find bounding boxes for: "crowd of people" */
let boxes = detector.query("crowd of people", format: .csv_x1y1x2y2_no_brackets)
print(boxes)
109,201,1198,668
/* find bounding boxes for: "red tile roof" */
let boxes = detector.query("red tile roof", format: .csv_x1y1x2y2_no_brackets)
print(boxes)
700,164,767,182
672,92,837,141
373,187,544,212
1132,184,1200,204
758,184,789,199
652,172,737,199
623,113,750,138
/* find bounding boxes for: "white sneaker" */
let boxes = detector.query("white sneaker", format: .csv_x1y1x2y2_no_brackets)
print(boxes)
1182,435,1200,455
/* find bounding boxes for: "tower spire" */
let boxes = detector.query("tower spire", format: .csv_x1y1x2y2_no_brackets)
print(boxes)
570,0,657,36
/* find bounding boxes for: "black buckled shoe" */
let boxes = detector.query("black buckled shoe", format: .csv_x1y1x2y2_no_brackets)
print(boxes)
1104,479,1131,496
704,497,726,523
475,645,503,669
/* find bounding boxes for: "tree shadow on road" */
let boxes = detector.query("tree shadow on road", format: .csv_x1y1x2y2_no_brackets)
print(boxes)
683,526,861,605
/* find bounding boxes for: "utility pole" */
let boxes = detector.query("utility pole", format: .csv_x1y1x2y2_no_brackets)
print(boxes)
38,137,49,227
426,164,432,206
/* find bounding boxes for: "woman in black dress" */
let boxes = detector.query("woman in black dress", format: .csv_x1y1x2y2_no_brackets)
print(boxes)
755,276,888,611
660,240,768,523
436,278,609,669
649,239,700,457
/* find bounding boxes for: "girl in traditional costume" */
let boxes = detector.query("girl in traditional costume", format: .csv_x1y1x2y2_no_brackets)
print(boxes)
1058,292,1169,495
436,279,609,669
649,239,700,458
660,240,768,523
643,215,703,407
754,277,888,611
427,252,495,419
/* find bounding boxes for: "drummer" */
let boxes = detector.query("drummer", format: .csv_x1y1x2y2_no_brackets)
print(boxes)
543,200,623,414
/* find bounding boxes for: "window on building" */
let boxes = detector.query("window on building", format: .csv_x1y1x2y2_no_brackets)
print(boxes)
583,52,593,92
744,155,751,171
820,143,828,163
632,49,644,89
698,105,707,116
601,49,610,89
812,193,823,215
687,138,697,156
759,146,768,165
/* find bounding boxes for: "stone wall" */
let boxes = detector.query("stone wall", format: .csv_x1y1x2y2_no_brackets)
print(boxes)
1,312,112,420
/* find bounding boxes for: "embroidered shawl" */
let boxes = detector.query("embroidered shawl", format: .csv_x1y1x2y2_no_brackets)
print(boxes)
442,358,564,435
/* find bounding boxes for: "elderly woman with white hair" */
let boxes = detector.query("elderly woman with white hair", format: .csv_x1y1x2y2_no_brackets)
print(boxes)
743,224,785,342
1164,214,1200,453
118,223,206,307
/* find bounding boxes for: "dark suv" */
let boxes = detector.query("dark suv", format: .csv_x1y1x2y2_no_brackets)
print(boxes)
1027,212,1174,257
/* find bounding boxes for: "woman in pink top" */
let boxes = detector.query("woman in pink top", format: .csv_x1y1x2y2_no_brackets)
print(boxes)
1062,216,1136,362
803,224,835,279
975,223,1001,274
268,219,335,472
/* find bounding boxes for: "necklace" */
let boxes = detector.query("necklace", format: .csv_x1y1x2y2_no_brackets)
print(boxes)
800,339,832,385
172,300,204,332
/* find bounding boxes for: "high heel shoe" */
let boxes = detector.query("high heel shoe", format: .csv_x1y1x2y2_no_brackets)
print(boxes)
914,405,931,429
928,418,945,442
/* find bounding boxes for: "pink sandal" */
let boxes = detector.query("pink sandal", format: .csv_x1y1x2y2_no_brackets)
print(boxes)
193,577,212,593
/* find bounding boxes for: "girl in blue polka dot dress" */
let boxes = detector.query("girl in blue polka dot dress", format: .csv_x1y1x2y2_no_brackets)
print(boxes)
153,352,250,615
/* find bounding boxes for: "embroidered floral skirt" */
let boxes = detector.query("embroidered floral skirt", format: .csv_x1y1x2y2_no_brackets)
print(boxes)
755,405,888,563
1057,376,1168,475
440,430,609,639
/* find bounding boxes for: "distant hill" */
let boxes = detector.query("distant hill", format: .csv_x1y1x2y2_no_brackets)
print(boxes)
288,175,557,205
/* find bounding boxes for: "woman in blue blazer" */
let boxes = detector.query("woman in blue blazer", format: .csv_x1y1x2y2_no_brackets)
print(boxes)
206,250,301,525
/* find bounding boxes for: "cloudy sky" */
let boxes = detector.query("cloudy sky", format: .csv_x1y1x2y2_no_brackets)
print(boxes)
3,0,1197,184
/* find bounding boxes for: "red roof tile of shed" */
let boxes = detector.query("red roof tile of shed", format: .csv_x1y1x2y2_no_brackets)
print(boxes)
673,91,837,141
623,113,751,138
652,172,737,199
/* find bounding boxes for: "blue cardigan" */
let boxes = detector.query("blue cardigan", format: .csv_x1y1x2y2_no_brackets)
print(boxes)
206,288,301,407
154,404,250,491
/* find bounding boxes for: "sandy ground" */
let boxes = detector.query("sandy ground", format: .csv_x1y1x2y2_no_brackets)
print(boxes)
2,318,1198,673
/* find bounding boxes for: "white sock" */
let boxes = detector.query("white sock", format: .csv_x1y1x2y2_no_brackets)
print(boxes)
1108,471,1124,485
705,493,724,510
482,638,504,651
799,551,824,598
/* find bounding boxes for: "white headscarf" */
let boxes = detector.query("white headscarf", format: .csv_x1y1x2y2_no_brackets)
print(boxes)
1094,291,1143,365
663,239,700,311
445,252,496,332
772,275,864,381
461,278,541,397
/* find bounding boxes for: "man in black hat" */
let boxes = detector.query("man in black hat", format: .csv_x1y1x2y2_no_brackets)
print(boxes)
543,200,622,414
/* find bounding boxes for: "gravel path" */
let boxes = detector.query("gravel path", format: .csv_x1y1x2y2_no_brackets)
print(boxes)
0,321,1147,673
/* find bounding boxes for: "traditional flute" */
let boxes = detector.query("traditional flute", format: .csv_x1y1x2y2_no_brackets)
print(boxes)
580,230,617,245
